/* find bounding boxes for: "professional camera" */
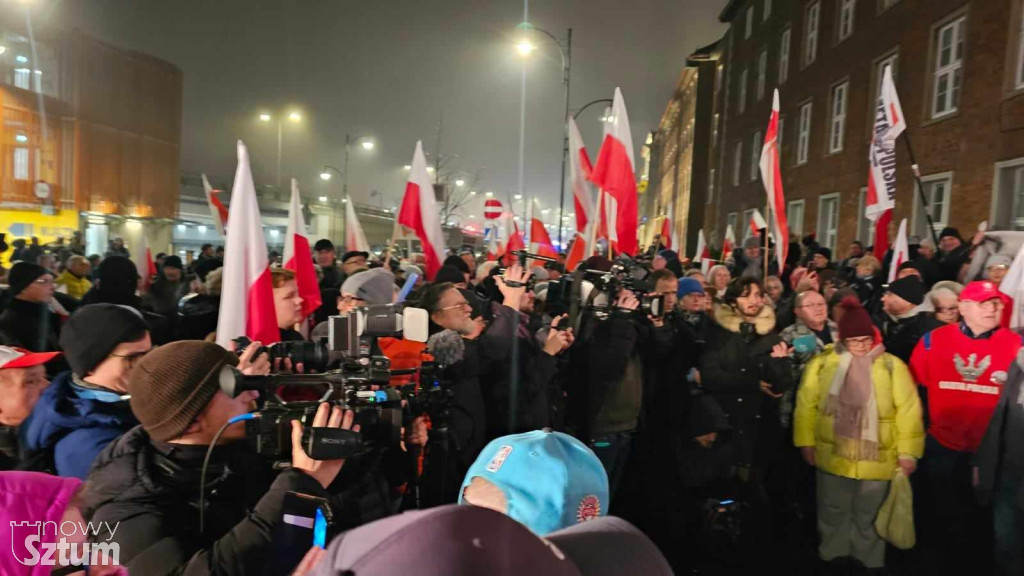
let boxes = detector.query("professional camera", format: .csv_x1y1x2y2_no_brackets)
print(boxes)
494,249,558,289
225,303,445,462
546,262,664,322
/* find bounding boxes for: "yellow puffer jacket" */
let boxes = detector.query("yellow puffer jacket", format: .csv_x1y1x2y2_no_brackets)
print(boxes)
55,270,92,300
794,346,925,481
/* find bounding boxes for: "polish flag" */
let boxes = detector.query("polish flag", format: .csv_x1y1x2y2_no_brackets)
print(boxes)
202,174,229,236
568,117,596,233
759,89,789,274
694,229,711,275
504,215,525,264
565,232,587,272
660,201,673,251
283,179,321,319
865,65,906,259
590,88,638,256
530,218,559,259
345,196,371,253
398,141,446,280
216,141,279,348
131,233,157,291
887,218,910,283
749,209,767,237
722,224,736,258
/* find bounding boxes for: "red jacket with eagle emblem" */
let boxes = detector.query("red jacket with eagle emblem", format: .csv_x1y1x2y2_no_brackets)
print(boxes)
910,323,1023,452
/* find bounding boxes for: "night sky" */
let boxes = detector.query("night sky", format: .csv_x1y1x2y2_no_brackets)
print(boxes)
40,0,726,224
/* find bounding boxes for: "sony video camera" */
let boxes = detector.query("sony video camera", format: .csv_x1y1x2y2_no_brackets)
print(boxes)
546,262,665,322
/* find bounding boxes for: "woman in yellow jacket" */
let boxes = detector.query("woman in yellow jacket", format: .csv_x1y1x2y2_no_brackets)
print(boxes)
794,298,924,571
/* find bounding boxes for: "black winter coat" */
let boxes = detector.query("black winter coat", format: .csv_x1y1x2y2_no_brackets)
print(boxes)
878,312,942,364
699,303,793,467
80,426,329,576
976,350,1024,510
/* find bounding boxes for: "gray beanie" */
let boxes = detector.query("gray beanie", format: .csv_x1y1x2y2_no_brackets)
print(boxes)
341,268,395,305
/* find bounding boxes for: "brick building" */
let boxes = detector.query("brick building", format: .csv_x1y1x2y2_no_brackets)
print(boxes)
653,0,1024,260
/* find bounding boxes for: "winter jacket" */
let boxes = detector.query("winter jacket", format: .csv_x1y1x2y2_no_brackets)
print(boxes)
580,312,644,439
699,303,793,466
145,278,188,317
176,293,220,340
54,270,92,300
779,319,838,428
938,244,972,283
850,275,883,315
81,426,328,576
794,346,925,481
0,298,62,353
976,349,1024,509
20,372,136,479
877,311,942,364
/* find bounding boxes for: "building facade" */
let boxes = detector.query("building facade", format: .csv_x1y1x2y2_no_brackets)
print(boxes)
1,12,182,260
668,0,1024,259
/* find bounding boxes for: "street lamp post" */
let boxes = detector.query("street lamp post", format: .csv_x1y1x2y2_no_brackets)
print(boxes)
517,24,572,246
343,133,375,200
259,111,302,189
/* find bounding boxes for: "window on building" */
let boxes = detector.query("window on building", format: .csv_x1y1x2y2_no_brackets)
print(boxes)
993,158,1024,231
13,147,29,181
874,52,899,97
738,68,748,114
14,68,30,90
727,212,739,240
1016,7,1024,89
750,131,762,182
746,6,754,39
817,194,841,249
804,2,820,66
764,0,772,21
829,81,848,153
797,101,812,165
779,28,791,84
712,113,720,147
708,168,716,204
733,141,743,186
856,188,877,245
756,50,768,101
913,173,952,238
787,200,806,236
932,15,965,119
838,0,856,42
743,208,757,241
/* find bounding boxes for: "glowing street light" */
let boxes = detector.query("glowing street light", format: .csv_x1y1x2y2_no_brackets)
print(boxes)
514,194,523,200
403,165,412,171
455,179,465,187
485,191,494,197
516,40,536,56
318,196,328,203
288,112,302,122
320,171,332,181
361,140,375,151
259,113,272,122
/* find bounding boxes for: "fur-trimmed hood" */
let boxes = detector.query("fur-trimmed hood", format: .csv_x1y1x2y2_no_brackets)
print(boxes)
713,301,776,335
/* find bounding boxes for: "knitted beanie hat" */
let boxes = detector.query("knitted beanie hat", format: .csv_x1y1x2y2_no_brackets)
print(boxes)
838,297,875,339
128,341,239,442
7,262,51,296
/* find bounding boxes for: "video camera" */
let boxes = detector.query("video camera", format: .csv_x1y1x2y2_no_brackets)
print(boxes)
494,249,558,290
227,304,449,462
546,261,665,322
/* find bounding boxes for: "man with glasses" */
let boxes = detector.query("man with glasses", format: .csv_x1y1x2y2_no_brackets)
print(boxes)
780,291,838,428
910,280,1024,574
0,262,63,358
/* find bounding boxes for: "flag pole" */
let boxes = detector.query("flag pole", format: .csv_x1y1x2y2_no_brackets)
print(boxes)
899,129,941,247
763,197,770,287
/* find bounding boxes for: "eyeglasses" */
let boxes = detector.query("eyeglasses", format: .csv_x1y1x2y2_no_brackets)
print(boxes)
33,277,55,286
438,300,471,312
845,337,873,347
108,348,154,368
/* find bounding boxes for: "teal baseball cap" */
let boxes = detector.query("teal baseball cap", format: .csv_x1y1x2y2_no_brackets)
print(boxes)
458,430,609,536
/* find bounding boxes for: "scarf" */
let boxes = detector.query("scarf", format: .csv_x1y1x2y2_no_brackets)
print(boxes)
825,345,885,462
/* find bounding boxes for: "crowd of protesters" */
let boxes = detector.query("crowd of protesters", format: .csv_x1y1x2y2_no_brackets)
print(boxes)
0,223,1021,576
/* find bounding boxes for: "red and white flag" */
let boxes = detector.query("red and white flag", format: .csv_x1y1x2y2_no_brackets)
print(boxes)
1000,242,1024,330
887,218,909,283
202,174,229,236
530,218,559,259
590,88,638,256
568,117,596,234
660,201,673,250
283,179,321,320
398,141,447,280
694,229,711,275
722,224,736,258
595,190,618,254
216,141,279,348
345,196,371,253
131,233,156,291
565,232,587,272
503,216,525,266
865,65,906,259
749,209,767,237
759,89,789,273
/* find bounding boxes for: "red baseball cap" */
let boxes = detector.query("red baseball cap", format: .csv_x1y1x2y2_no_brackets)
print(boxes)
0,346,60,369
959,280,1002,303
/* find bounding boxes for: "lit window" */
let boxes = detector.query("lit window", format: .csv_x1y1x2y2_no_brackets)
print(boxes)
787,200,805,236
932,16,965,118
829,82,848,153
804,2,820,66
817,194,840,249
13,148,29,181
797,101,813,165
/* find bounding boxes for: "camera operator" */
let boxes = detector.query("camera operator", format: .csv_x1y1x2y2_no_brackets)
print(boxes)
418,264,530,504
80,341,348,575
